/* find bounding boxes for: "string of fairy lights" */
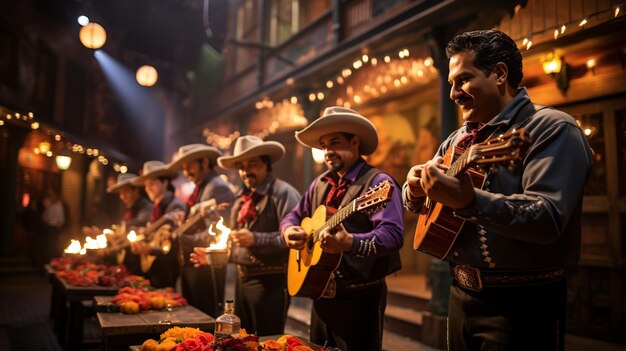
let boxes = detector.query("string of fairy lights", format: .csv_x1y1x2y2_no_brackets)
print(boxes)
204,46,436,149
513,2,623,50
0,110,129,173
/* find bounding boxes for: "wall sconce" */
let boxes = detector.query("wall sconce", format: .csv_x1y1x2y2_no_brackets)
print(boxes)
311,148,325,164
38,141,51,154
542,51,569,95
55,154,73,170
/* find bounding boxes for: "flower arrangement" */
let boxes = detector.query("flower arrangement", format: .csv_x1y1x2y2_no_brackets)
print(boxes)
51,257,149,288
140,328,322,351
110,286,187,313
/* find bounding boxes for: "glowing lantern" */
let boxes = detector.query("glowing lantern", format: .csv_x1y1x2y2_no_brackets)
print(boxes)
79,22,107,49
55,155,72,170
136,65,158,87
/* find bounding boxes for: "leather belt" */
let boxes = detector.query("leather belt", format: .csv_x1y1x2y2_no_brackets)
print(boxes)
452,265,565,292
236,264,286,281
335,277,385,294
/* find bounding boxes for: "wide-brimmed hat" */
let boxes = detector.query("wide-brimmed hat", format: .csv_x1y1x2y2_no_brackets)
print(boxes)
168,143,222,170
106,173,140,193
131,161,179,185
295,106,378,155
217,135,285,170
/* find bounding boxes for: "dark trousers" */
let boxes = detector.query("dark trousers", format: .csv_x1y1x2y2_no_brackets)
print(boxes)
311,283,387,351
235,272,289,336
146,252,179,289
180,265,226,317
448,279,566,351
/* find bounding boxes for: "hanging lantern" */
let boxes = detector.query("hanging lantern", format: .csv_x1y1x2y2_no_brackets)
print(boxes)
136,65,158,87
79,22,107,49
55,155,73,170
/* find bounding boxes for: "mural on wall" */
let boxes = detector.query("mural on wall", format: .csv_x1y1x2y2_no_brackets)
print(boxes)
366,102,439,185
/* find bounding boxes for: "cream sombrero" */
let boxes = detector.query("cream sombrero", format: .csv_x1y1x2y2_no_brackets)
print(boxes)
131,161,179,185
167,143,222,170
217,135,285,170
295,106,378,155
106,173,140,193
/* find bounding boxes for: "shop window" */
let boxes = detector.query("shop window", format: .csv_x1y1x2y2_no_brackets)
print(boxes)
268,0,330,46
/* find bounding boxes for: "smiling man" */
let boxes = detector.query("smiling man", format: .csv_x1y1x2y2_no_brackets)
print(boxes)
403,30,593,350
192,135,301,336
281,107,404,351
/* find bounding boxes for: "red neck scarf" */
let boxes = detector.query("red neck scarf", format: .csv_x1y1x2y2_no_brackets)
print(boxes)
186,184,201,208
456,122,497,151
324,175,351,215
237,192,259,225
150,200,162,221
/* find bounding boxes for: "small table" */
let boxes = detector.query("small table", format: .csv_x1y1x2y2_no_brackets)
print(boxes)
96,296,215,351
52,274,119,351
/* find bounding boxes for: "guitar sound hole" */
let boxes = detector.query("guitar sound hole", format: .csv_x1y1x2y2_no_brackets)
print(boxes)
307,237,314,252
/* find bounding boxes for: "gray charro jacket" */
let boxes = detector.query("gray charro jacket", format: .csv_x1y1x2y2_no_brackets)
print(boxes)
403,88,593,270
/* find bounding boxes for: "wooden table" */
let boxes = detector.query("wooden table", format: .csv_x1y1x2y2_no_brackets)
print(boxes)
128,334,322,351
96,296,215,351
51,274,119,351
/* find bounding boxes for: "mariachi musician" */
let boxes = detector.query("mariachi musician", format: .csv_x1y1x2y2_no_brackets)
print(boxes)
130,161,186,288
281,107,404,351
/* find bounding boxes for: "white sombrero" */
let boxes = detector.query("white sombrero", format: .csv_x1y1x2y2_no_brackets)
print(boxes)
295,106,378,155
217,135,285,170
106,173,140,193
167,143,222,170
131,161,179,185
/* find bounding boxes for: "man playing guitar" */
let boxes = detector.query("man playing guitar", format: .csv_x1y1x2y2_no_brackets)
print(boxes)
281,107,404,351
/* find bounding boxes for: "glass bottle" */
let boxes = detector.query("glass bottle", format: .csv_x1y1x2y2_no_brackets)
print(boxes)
214,300,241,343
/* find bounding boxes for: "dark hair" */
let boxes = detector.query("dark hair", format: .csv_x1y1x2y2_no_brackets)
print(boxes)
445,29,523,88
157,176,176,193
260,155,273,172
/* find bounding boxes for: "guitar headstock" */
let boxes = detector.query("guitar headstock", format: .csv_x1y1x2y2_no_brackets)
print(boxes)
355,180,394,215
466,128,530,172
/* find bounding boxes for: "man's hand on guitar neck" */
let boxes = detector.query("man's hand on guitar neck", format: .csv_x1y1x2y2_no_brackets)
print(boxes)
420,157,476,209
320,223,353,254
283,226,307,250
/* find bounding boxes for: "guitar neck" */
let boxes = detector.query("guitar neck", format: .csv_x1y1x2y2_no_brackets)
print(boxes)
313,200,357,242
173,211,204,236
143,216,170,240
447,149,475,178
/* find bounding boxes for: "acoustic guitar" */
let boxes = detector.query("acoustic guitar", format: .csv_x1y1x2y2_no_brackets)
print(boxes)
287,180,393,299
413,129,529,259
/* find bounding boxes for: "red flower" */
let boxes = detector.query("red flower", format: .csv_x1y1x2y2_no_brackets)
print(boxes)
180,338,202,351
196,332,215,345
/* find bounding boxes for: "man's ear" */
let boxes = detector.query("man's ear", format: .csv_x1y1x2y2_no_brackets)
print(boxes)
493,62,508,86
351,135,361,149
202,157,210,170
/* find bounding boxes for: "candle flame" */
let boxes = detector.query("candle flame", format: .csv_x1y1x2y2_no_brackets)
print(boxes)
207,217,231,250
96,233,108,249
102,228,114,235
84,236,99,249
127,230,138,242
64,240,82,254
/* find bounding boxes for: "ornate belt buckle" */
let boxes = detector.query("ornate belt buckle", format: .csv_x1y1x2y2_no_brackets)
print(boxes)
453,265,483,292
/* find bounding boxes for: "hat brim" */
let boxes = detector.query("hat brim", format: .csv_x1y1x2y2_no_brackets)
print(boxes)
168,148,222,170
295,113,378,155
131,169,179,185
106,179,138,193
217,142,285,169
